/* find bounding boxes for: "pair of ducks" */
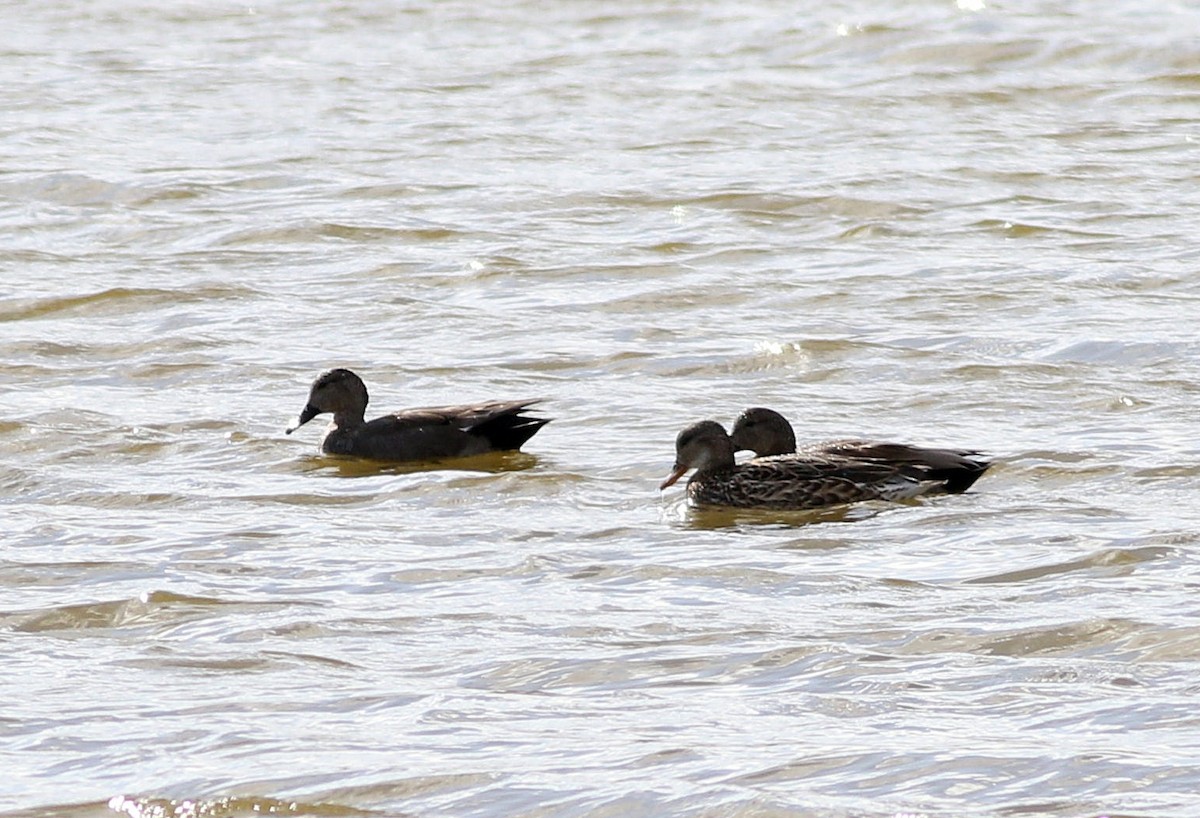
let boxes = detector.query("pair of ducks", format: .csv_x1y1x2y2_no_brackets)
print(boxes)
662,411,989,509
287,369,991,511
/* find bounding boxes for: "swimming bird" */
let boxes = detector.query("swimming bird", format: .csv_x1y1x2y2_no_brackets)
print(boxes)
660,420,950,510
285,368,549,462
729,406,990,494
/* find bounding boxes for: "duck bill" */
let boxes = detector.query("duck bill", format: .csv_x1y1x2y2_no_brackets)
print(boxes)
285,404,320,435
659,463,689,490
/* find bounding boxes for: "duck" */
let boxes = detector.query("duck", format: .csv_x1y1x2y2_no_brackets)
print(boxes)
729,406,990,494
285,368,550,462
660,419,978,510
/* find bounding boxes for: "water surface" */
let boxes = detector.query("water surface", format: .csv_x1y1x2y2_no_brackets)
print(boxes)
3,2,1200,817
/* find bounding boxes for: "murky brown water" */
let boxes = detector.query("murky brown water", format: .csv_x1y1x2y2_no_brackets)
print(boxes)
4,2,1200,817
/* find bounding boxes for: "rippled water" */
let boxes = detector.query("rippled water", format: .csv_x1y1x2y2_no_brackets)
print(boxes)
4,1,1200,817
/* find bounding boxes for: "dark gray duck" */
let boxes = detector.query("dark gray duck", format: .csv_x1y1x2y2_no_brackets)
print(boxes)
660,420,946,510
286,368,549,462
729,406,990,494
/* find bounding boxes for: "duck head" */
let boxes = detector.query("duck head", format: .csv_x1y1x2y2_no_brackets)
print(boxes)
730,407,796,457
285,368,369,433
659,420,737,489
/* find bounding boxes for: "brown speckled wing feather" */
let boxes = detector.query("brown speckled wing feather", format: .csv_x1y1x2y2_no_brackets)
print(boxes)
688,455,923,510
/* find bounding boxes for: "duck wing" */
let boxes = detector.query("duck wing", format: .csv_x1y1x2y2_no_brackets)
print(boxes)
802,439,991,494
353,399,549,460
693,454,924,510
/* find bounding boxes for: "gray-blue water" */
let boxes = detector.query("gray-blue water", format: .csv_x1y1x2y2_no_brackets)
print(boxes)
4,2,1200,816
